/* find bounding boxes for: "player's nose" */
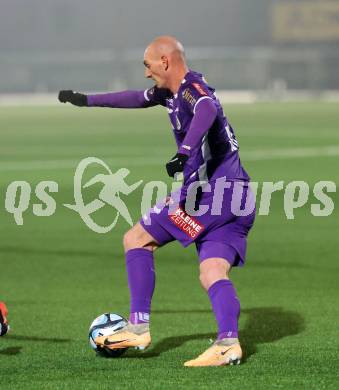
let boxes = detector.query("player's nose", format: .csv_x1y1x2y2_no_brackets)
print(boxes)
144,68,152,79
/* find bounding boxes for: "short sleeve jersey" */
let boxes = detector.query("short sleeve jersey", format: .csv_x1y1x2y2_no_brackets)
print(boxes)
144,70,249,186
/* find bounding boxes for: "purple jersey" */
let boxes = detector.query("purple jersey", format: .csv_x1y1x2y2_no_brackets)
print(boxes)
87,71,255,264
144,70,250,187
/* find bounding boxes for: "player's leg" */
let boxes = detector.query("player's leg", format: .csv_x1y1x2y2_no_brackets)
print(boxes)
184,183,256,366
184,254,242,367
96,223,161,350
123,223,159,326
0,301,9,336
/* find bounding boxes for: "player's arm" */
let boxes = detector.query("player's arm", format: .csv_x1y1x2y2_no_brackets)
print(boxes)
178,97,217,156
87,90,157,108
166,98,217,177
58,88,161,108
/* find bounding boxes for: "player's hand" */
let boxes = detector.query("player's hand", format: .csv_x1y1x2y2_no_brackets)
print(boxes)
166,153,189,178
58,90,88,106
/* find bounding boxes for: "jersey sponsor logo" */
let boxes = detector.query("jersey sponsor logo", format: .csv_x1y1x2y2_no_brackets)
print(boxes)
192,83,207,96
182,88,197,106
169,207,204,239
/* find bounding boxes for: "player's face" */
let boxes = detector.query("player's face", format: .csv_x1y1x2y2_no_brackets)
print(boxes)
143,48,169,88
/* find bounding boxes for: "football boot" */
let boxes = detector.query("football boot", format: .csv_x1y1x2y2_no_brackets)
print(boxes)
95,322,151,351
184,338,242,367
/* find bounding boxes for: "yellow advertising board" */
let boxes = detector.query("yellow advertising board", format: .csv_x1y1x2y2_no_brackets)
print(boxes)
273,1,339,41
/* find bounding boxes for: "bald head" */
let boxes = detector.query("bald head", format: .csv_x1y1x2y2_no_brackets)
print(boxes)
143,36,188,92
145,36,186,64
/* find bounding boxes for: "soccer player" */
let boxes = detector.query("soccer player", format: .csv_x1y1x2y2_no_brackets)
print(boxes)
0,301,9,336
58,36,255,366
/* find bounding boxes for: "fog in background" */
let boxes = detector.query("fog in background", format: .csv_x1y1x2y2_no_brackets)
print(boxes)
1,0,338,93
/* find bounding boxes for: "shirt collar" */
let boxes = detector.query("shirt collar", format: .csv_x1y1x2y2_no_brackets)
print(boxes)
174,70,192,99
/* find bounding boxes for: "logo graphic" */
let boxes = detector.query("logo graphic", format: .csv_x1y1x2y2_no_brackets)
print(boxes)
182,88,197,106
169,207,205,239
64,157,143,233
2,157,336,230
192,83,207,96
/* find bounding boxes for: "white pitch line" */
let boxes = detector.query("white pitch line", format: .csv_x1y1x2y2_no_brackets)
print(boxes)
243,145,339,161
0,145,338,172
0,157,163,172
242,132,339,139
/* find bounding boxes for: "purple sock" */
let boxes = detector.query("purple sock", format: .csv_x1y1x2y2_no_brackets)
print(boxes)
208,279,240,340
126,248,155,324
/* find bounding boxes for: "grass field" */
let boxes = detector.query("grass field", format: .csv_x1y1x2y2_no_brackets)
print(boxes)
0,103,338,389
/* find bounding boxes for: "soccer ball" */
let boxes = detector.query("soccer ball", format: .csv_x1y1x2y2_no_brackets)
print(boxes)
89,313,128,357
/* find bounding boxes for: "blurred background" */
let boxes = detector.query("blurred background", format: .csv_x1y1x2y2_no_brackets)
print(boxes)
1,0,339,102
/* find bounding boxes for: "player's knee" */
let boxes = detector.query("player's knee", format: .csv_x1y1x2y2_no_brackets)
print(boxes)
199,269,229,291
199,272,209,290
123,225,158,252
199,259,230,291
123,229,137,251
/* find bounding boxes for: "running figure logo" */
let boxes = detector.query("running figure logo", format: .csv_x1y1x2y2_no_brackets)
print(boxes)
64,157,143,233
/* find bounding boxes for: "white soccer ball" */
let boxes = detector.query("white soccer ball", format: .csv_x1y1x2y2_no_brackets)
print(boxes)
88,313,128,357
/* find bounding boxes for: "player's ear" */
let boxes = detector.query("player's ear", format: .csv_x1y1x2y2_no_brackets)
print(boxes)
161,55,169,71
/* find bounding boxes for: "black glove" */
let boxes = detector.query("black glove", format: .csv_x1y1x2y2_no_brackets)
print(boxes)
58,90,88,106
166,153,189,178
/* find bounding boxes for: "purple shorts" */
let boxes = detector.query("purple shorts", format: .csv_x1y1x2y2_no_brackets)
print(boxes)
140,181,256,266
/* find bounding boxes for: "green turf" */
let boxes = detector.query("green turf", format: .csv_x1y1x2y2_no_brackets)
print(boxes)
0,103,338,389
